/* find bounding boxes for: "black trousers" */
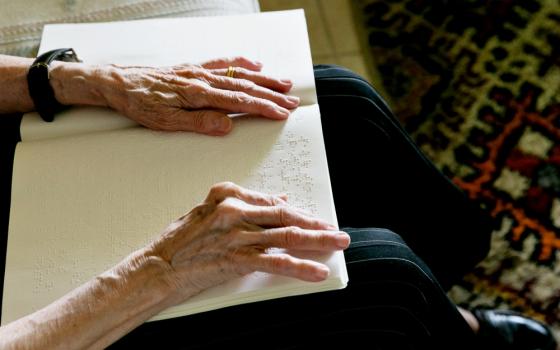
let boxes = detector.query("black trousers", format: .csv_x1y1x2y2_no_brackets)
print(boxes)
0,66,492,349
110,66,492,349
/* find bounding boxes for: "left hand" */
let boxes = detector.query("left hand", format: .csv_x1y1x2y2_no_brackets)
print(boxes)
147,182,348,304
98,56,300,135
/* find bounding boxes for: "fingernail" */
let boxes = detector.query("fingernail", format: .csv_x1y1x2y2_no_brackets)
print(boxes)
213,117,231,132
336,232,350,248
278,108,290,118
281,79,292,85
253,60,263,66
287,96,300,105
327,224,338,230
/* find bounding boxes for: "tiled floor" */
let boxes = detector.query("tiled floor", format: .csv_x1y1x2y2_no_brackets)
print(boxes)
259,0,379,85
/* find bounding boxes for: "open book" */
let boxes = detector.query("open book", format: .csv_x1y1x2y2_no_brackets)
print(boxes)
1,10,347,324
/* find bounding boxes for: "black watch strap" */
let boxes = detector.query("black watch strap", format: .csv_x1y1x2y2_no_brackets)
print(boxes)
27,48,81,122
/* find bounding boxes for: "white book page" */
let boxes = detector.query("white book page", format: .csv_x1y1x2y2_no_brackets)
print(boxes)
20,10,318,142
3,104,345,324
3,11,349,324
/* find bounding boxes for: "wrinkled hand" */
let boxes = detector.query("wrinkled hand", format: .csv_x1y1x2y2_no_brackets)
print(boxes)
148,182,350,304
102,57,300,135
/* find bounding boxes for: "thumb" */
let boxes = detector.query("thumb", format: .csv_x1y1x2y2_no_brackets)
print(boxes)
179,110,233,136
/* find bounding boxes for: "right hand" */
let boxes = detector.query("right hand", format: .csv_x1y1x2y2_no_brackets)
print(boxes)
148,182,350,304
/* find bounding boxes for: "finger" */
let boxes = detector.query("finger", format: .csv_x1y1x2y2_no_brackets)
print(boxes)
208,76,299,110
242,204,336,230
154,109,233,135
200,88,291,120
290,206,316,219
200,56,263,71
280,205,337,228
247,252,330,282
205,182,287,207
210,67,293,93
245,227,350,251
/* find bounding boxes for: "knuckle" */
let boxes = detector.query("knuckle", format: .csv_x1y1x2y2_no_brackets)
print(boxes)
275,206,287,226
225,249,243,271
313,218,326,228
206,186,223,205
195,70,213,84
216,199,241,217
182,79,207,93
210,181,231,195
284,226,303,247
190,111,207,131
225,228,244,244
221,181,238,193
264,100,280,112
319,232,331,247
232,252,255,276
153,115,178,131
186,203,211,219
221,182,241,198
236,67,249,75
186,82,209,96
174,65,200,75
208,183,221,198
239,80,256,91
267,195,282,206
181,84,210,108
208,181,240,203
232,92,253,105
234,56,247,63
160,72,182,85
190,66,206,75
271,255,290,273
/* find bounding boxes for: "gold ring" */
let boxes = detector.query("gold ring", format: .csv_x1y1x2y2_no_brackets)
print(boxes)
226,66,236,78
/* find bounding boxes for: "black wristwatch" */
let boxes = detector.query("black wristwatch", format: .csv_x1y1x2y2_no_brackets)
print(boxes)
27,48,81,122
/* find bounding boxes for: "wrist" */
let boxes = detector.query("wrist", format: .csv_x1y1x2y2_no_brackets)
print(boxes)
0,247,183,350
48,61,114,108
119,245,205,311
113,247,177,309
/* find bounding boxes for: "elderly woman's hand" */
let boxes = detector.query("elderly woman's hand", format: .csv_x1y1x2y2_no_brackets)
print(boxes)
0,182,348,349
147,182,349,305
51,56,299,135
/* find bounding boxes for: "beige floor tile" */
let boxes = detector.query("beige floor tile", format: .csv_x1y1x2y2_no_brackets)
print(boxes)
318,0,361,54
259,0,334,57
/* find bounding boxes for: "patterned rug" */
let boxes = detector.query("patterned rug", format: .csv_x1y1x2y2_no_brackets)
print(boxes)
353,0,560,337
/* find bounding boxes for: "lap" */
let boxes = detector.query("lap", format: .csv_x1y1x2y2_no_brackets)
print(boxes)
0,66,483,348
314,65,493,289
112,228,475,350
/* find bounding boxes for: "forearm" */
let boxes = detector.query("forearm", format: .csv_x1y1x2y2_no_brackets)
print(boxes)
0,55,34,113
0,248,179,350
0,54,110,114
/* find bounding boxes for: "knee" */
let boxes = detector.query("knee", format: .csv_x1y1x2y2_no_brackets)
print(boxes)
314,64,393,119
314,64,371,91
344,227,440,288
313,64,363,79
345,227,406,247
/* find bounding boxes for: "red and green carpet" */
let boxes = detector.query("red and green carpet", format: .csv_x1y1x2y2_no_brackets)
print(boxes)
354,0,560,337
